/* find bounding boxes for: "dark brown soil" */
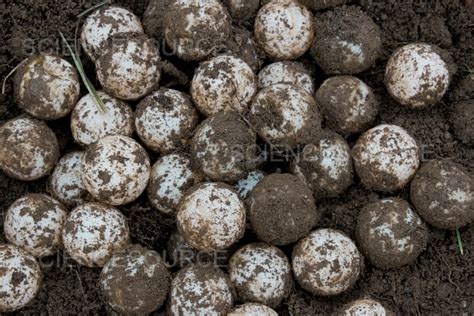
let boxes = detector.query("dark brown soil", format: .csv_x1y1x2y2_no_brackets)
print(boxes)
0,0,473,315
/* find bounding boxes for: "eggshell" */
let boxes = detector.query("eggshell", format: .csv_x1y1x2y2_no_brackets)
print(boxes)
258,61,315,95
228,303,278,316
337,299,392,316
235,170,266,199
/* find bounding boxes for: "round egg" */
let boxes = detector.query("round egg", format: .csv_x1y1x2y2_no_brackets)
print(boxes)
229,243,292,308
0,244,42,313
385,43,453,108
62,202,130,267
291,130,353,198
258,61,315,96
356,198,429,269
235,170,266,200
336,298,392,316
100,244,171,315
82,135,150,205
292,228,362,296
168,264,234,316
70,91,134,146
248,83,322,150
14,54,80,120
147,152,203,216
352,124,420,192
228,303,278,316
164,0,231,61
4,193,68,258
191,55,257,116
96,33,161,100
410,160,474,230
81,5,144,61
223,0,260,21
135,88,200,153
191,111,258,183
315,76,379,135
255,0,315,60
177,182,246,251
0,116,59,181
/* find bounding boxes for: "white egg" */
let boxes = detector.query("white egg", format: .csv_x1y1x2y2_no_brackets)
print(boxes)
338,299,390,316
258,61,315,95
235,170,266,199
228,303,278,316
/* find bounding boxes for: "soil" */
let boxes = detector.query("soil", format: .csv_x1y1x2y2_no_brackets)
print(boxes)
0,0,473,315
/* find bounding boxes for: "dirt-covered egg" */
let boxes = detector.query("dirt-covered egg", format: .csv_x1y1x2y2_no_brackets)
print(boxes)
336,298,392,316
352,124,420,193
223,0,260,21
292,229,362,296
14,55,80,120
0,116,59,181
4,193,67,258
235,170,266,200
71,91,134,146
82,135,150,206
0,244,42,313
258,61,315,95
62,202,130,267
228,303,278,316
135,88,199,153
191,55,257,116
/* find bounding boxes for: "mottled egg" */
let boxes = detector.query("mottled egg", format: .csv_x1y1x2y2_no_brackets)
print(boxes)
336,298,393,316
235,170,266,200
228,303,278,316
258,61,315,95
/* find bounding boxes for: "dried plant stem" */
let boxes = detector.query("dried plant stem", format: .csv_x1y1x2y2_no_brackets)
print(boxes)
2,63,21,95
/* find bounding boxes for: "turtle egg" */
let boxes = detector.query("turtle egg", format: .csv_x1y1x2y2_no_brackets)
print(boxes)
223,0,260,21
71,91,134,146
228,303,278,316
337,298,392,316
0,244,42,313
255,0,315,60
4,193,68,258
229,243,293,308
82,135,150,206
135,88,200,153
14,55,80,120
292,228,362,296
0,116,59,181
258,61,315,96
352,124,420,192
177,182,246,251
81,5,144,61
62,202,130,267
191,55,257,116
147,152,203,216
235,170,266,200
96,33,161,100
100,244,171,315
385,43,453,108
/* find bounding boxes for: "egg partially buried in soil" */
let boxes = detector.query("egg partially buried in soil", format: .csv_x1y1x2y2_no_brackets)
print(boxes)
82,135,150,206
235,170,266,200
336,298,393,316
292,228,362,296
14,54,80,120
0,116,59,181
0,244,42,313
62,202,130,267
228,303,278,316
223,0,260,21
356,198,429,269
258,61,315,96
4,193,68,258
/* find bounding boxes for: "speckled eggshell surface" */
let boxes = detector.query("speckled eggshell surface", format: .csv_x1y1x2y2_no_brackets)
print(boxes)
258,61,315,95
337,298,392,316
228,303,278,316
235,170,266,199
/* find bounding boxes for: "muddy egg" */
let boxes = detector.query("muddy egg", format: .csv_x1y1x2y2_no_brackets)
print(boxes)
311,6,382,74
177,182,246,251
14,55,80,120
100,244,171,315
356,198,429,269
0,116,59,181
292,228,362,296
410,160,474,230
258,61,315,95
248,173,319,245
136,88,200,153
191,55,257,116
81,5,144,62
255,0,314,60
48,151,91,207
291,130,353,198
82,135,150,206
228,303,278,316
96,33,161,100
336,298,392,316
62,202,130,267
385,43,453,108
0,244,42,313
148,152,203,216
191,111,258,183
352,124,420,193
450,99,474,145
224,26,266,73
229,243,292,308
223,0,260,21
248,83,322,150
4,193,67,258
235,170,266,200
71,91,134,146
169,264,234,315
164,0,231,61
315,76,379,135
